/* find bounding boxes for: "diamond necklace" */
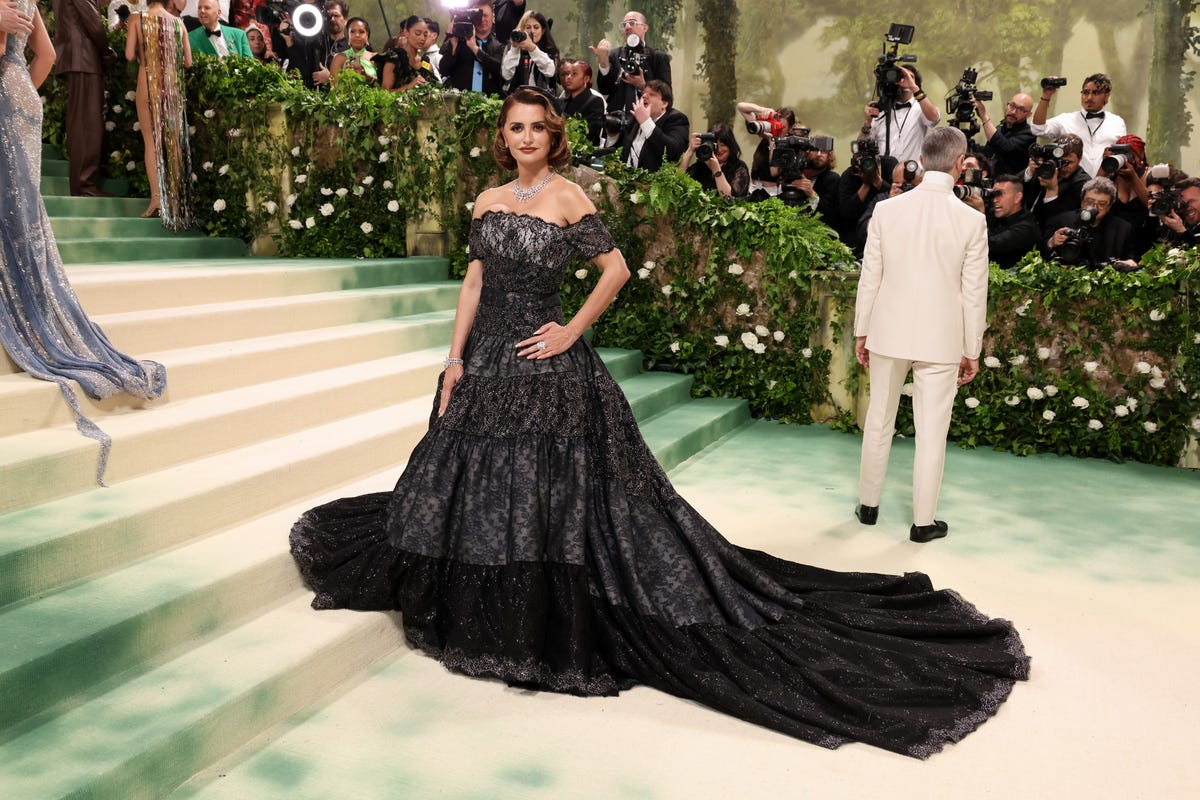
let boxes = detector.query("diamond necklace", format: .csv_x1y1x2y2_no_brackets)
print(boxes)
513,172,553,202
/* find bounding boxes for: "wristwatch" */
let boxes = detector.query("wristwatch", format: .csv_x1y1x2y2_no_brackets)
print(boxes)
712,170,724,178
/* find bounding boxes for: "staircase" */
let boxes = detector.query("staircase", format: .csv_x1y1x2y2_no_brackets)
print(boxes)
0,150,751,798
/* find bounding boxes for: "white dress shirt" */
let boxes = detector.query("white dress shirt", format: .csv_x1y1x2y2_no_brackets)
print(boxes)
868,100,940,164
1030,108,1127,178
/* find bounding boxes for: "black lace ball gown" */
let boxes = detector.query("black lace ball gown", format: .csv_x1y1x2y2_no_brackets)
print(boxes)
290,210,1030,758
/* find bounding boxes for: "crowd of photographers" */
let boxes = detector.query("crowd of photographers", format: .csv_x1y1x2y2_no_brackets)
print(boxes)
103,5,1198,269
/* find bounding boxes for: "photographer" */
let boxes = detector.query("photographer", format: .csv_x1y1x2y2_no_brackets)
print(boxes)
1099,134,1159,256
975,93,1035,175
861,65,939,162
501,10,558,94
1032,73,1126,178
617,79,688,172
558,58,606,145
274,3,336,89
1024,134,1090,227
1155,177,1200,246
837,138,897,251
854,159,922,253
1044,177,1137,268
590,10,671,116
802,139,840,223
440,1,504,95
980,174,1039,270
737,103,795,197
678,123,749,198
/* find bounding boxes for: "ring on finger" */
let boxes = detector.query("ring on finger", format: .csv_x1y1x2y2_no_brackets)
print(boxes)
536,341,547,351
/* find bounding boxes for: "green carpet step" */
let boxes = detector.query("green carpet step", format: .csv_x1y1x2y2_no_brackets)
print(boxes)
0,595,403,800
56,235,250,263
41,158,70,177
42,142,61,160
0,350,446,515
639,397,753,473
66,256,450,314
39,174,72,195
0,317,455,434
91,282,461,353
0,457,403,737
0,398,433,609
595,346,644,380
49,216,203,240
619,370,696,422
42,195,150,217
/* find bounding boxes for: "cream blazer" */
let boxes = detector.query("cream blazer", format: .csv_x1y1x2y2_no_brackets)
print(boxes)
855,171,990,364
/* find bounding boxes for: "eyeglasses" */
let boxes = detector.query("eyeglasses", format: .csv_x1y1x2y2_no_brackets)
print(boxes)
621,19,645,28
1080,89,1108,96
1006,102,1032,112
1087,199,1112,209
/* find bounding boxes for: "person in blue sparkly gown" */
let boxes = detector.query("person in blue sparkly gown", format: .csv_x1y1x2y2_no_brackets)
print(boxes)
290,88,1030,759
0,0,166,482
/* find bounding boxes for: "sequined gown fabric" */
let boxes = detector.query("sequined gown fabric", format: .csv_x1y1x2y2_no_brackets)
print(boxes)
0,0,166,481
137,12,194,230
290,211,1030,758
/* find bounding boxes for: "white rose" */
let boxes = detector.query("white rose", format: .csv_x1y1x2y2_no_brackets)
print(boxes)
1088,419,1103,431
1194,332,1200,345
379,152,389,162
105,121,115,132
1037,347,1051,360
228,128,241,138
1083,361,1099,373
984,356,1001,368
965,397,980,409
1114,404,1129,417
263,201,277,214
773,330,785,342
1072,396,1090,409
387,200,400,212
131,121,141,132
319,203,334,216
465,201,474,211
357,222,371,234
1026,387,1044,400
1043,409,1056,422
353,185,365,196
1126,397,1139,410
202,161,214,171
125,90,136,101
754,325,770,338
305,217,316,228
1151,365,1163,379
1014,299,1032,317
291,146,302,157
1044,385,1059,397
741,332,759,349
1009,354,1026,366
1150,309,1165,321
320,187,333,196
643,260,656,271
735,303,751,316
753,343,766,354
575,269,589,279
767,380,777,390
218,164,229,176
362,176,374,185
1143,421,1158,433
801,347,813,358
212,199,226,211
125,161,135,171
112,104,123,114
1192,417,1200,432
383,180,394,189
1135,361,1152,374
1004,395,1021,406
336,188,349,198
1150,377,1166,389
661,285,673,296
378,135,391,146
188,126,195,135
727,263,744,275
204,108,215,118
714,335,729,348
636,268,650,279
288,219,303,229
294,174,307,184
469,146,482,158
900,383,914,396
787,270,797,280
669,341,680,353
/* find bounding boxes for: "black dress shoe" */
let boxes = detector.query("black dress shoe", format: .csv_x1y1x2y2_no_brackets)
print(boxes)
909,520,949,543
855,504,878,525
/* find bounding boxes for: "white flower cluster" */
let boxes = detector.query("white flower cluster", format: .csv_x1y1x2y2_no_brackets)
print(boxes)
1014,299,1033,317
727,263,744,276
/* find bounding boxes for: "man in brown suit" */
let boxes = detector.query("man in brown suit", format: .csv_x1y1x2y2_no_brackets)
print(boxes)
52,0,111,196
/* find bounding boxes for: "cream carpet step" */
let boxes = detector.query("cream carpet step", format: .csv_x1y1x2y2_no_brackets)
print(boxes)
89,282,462,354
0,313,457,435
65,257,450,314
0,595,403,800
0,465,402,737
0,398,433,609
0,349,446,514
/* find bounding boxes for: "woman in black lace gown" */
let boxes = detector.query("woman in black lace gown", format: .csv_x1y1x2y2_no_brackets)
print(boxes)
290,88,1030,759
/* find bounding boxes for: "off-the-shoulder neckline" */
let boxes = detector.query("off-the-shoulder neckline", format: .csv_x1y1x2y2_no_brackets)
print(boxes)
477,210,599,229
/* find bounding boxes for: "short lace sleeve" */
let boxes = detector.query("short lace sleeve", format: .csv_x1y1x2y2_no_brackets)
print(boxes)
468,217,487,261
569,214,618,260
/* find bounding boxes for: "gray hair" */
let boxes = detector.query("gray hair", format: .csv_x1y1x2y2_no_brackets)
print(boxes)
921,127,967,173
1081,176,1117,203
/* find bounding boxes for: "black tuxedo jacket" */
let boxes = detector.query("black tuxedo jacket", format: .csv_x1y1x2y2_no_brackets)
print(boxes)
1042,211,1136,265
987,208,1040,269
619,108,690,173
1025,168,1091,228
440,35,505,95
985,120,1035,176
597,46,672,114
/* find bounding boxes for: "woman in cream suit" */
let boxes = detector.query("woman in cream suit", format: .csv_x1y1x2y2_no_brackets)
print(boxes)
853,126,990,543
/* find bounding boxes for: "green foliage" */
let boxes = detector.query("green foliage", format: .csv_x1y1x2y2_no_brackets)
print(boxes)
695,0,739,125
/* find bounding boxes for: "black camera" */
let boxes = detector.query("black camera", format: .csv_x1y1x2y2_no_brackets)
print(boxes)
953,167,996,201
510,30,527,43
1040,76,1069,90
1099,143,1134,177
770,134,834,206
946,67,993,139
873,23,917,106
1150,187,1183,217
616,49,648,78
897,159,920,193
1029,142,1067,180
694,133,718,163
850,138,879,176
451,7,484,40
1056,206,1099,265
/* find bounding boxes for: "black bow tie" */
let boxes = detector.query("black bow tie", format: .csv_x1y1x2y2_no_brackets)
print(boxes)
893,101,911,109
206,28,222,38
1084,111,1104,119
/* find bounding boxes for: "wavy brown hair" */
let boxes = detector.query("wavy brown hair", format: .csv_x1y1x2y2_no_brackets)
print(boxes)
492,88,572,171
